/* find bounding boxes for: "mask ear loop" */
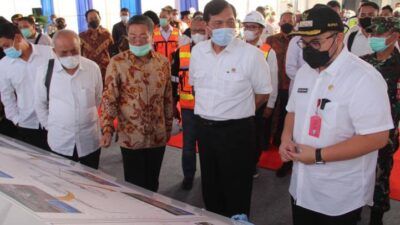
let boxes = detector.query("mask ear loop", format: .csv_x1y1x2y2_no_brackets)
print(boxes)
324,33,341,67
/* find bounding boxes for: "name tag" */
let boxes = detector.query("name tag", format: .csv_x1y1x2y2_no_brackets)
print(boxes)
297,88,308,93
309,115,322,138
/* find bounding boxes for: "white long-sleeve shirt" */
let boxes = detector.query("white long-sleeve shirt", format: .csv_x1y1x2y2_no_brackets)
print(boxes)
0,44,54,129
35,57,103,157
286,36,305,95
265,48,278,109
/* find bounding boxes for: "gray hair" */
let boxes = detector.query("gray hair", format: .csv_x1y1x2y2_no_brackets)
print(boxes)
52,29,80,47
192,15,205,23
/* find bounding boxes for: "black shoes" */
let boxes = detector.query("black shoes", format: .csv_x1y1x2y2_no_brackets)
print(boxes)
181,177,194,190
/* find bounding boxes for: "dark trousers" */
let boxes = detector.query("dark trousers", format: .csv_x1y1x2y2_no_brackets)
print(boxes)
291,197,362,225
273,89,289,146
0,118,19,139
197,117,256,217
121,146,165,192
17,127,50,151
60,147,101,170
181,109,198,179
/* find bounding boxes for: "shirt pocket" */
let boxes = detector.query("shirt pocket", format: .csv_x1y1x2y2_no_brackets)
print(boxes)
191,71,207,89
79,88,96,108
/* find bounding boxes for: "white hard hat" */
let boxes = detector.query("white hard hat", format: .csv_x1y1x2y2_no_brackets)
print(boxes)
243,11,266,28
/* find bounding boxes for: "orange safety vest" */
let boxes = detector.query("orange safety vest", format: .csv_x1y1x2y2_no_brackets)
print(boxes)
178,44,195,110
259,43,272,59
153,27,179,63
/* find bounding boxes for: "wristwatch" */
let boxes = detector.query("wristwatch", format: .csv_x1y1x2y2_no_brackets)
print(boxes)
315,148,325,165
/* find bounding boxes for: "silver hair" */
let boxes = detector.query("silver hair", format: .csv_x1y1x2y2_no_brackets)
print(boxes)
52,29,80,47
192,15,205,22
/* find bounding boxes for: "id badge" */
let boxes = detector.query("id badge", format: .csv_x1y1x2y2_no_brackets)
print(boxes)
309,115,322,138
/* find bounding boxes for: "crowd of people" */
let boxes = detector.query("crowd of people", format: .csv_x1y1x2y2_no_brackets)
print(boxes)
0,0,399,225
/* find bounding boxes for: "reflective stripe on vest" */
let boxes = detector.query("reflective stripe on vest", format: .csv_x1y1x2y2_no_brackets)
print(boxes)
179,44,191,70
260,44,272,59
178,44,194,109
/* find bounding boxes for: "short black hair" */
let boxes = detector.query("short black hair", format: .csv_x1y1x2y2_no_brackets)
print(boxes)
128,15,154,34
327,1,341,9
280,11,294,20
359,1,380,13
382,5,393,13
0,22,22,39
85,9,100,19
143,10,160,26
203,0,237,22
19,17,35,25
256,6,267,19
121,8,129,13
11,14,22,21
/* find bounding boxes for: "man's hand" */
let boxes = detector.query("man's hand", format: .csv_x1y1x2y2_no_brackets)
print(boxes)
279,138,296,162
288,144,316,165
263,107,273,119
100,133,112,148
173,105,181,122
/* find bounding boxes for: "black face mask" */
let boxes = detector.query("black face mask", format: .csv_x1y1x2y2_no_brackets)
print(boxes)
302,36,337,69
280,23,294,34
358,17,372,31
88,20,100,29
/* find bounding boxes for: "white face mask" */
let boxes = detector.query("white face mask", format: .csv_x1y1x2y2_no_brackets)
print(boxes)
121,15,129,23
59,55,80,69
191,33,206,44
243,30,257,41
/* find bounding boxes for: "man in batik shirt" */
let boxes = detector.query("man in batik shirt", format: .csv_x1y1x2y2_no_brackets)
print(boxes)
100,15,173,193
361,17,400,225
79,9,113,81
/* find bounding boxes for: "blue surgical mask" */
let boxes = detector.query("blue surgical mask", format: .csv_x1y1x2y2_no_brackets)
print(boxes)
21,28,32,38
160,18,168,27
211,28,236,47
368,37,388,53
4,39,22,59
129,43,152,57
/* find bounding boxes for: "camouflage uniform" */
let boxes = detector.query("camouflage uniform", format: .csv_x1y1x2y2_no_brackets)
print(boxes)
361,17,400,213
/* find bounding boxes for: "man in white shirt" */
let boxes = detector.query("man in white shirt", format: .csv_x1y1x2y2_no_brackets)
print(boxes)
242,11,278,177
18,17,52,46
286,35,305,95
35,30,102,169
190,0,272,217
0,22,52,150
281,5,393,225
344,1,379,56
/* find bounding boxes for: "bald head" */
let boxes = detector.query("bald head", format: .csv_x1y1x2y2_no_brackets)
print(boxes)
52,30,80,57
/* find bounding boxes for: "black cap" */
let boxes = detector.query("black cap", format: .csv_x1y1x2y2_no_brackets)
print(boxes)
291,5,344,36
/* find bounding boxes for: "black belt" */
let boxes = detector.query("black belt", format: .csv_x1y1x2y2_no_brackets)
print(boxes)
198,116,254,127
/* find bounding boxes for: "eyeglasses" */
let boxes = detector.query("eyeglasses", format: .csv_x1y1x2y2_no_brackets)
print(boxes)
243,25,262,31
297,33,338,50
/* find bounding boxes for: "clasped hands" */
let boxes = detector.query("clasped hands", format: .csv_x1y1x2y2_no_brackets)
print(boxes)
279,139,317,165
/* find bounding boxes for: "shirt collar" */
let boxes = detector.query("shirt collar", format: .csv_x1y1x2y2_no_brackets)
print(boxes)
161,25,173,33
205,38,240,54
324,47,351,76
9,43,38,64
